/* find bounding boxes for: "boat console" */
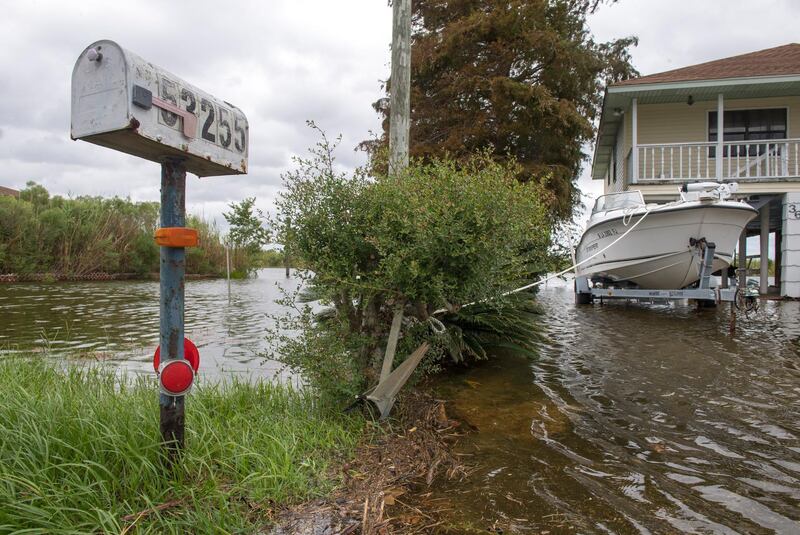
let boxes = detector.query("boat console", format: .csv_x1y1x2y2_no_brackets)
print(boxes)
679,181,739,202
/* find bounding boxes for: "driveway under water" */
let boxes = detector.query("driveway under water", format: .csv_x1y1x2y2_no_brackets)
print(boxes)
429,278,800,533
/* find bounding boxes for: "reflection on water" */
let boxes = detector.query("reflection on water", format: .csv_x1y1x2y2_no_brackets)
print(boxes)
433,277,800,534
0,269,299,379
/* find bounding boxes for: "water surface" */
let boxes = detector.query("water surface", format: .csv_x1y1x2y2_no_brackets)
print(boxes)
430,278,800,533
0,269,298,379
2,271,799,532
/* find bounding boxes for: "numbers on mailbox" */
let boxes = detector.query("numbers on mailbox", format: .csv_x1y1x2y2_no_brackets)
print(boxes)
180,88,196,114
200,98,216,143
218,107,232,148
158,77,180,128
157,75,246,154
234,112,246,153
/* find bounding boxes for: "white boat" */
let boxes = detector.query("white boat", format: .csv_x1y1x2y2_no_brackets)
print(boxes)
575,183,757,289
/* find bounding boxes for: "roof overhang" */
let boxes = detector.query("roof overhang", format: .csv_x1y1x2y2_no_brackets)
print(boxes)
591,74,800,180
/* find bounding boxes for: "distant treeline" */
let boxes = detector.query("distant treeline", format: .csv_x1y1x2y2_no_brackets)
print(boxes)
0,182,228,278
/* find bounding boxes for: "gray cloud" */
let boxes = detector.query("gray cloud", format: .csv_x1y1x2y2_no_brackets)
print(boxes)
3,0,797,233
0,0,390,230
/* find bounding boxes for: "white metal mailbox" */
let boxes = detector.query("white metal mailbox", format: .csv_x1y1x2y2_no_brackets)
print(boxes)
71,40,248,176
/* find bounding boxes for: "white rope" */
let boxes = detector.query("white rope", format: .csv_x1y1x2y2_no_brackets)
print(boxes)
431,205,655,316
622,207,635,226
428,317,446,335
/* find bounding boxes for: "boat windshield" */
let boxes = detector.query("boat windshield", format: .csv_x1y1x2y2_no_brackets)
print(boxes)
592,191,645,215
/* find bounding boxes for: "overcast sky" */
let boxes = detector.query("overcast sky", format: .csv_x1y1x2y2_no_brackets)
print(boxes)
1,0,799,230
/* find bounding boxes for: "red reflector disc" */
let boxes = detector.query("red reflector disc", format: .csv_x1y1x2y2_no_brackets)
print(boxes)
159,360,194,395
153,338,200,372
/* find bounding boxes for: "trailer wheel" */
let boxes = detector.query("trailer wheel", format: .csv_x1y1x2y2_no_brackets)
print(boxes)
575,292,593,305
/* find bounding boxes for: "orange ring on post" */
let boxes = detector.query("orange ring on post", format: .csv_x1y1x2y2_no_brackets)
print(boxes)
155,227,199,247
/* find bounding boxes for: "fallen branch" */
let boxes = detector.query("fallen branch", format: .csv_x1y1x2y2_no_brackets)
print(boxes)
121,499,183,523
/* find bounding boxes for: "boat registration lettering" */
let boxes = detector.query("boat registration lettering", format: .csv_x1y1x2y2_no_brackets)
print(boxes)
585,242,599,253
597,228,619,240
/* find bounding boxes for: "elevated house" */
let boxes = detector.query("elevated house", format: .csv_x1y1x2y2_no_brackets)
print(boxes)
592,43,800,298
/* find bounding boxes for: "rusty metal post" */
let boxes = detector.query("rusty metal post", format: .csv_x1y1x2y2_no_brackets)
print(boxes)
159,159,187,456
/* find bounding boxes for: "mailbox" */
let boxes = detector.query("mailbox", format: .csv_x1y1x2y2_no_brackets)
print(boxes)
71,40,248,177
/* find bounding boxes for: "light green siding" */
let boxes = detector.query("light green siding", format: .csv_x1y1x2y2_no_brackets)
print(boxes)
636,96,800,145
631,96,800,181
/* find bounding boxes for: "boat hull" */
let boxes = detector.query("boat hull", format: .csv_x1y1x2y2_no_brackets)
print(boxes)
576,202,757,289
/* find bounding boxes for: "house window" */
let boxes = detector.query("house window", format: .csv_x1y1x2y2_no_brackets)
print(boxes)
708,108,787,157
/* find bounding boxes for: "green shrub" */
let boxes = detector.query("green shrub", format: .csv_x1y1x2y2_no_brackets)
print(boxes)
269,128,552,398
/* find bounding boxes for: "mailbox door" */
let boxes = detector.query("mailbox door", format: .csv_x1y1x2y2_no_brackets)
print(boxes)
71,41,131,139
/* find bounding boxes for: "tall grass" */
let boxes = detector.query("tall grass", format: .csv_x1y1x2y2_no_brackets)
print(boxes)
0,359,362,534
0,182,229,277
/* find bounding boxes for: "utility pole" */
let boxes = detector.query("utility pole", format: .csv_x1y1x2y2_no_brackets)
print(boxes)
389,0,411,175
379,0,412,385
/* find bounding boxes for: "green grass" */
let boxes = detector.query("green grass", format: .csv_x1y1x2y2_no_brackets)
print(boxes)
0,359,363,534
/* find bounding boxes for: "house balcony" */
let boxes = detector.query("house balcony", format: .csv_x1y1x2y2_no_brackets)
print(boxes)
631,139,800,183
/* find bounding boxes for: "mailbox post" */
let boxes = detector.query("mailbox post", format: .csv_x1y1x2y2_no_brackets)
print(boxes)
159,159,188,452
71,40,248,456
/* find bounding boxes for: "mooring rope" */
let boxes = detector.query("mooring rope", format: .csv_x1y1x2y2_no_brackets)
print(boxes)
431,204,656,317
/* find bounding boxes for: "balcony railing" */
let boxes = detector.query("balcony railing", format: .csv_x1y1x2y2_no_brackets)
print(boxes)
633,139,800,182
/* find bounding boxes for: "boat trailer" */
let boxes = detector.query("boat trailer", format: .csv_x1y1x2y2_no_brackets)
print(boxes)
574,240,759,328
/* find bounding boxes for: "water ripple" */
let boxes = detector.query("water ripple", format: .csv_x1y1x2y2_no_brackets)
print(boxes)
429,277,800,533
0,269,300,380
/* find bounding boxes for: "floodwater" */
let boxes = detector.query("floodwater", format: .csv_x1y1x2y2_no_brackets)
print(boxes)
0,268,299,379
1,271,799,533
430,277,800,534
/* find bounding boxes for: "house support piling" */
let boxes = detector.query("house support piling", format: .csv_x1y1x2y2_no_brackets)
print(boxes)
775,227,782,289
760,202,770,294
738,231,748,289
782,192,800,298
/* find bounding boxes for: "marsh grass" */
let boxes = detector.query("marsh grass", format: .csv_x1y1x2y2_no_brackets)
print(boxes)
0,359,362,534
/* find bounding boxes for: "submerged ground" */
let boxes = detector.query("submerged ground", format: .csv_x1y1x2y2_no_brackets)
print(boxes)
426,278,800,533
1,270,799,533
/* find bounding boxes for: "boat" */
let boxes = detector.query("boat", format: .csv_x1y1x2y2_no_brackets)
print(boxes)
575,182,757,289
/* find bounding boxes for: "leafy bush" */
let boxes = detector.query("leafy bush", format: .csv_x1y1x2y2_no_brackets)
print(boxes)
269,129,552,397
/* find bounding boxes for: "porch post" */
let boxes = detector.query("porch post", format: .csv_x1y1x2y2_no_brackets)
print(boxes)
760,202,770,294
716,93,724,181
631,98,638,183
